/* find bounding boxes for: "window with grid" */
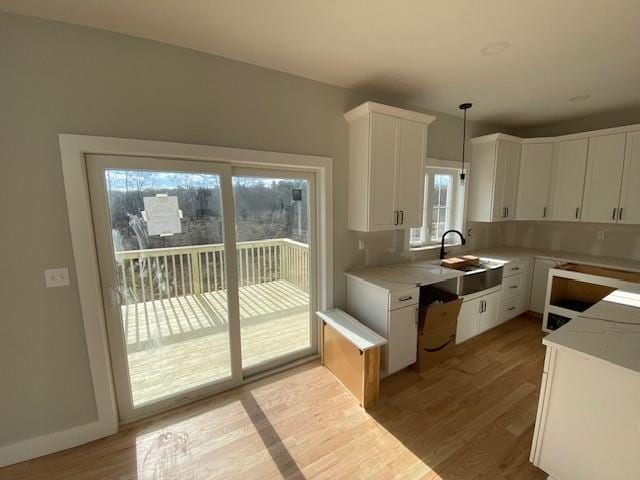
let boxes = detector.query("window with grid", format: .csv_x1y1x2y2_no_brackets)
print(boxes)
410,167,463,248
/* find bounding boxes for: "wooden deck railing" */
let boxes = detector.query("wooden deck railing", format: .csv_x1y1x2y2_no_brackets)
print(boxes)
114,239,309,305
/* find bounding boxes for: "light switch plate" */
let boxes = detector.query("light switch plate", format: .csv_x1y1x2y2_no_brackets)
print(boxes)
44,268,70,288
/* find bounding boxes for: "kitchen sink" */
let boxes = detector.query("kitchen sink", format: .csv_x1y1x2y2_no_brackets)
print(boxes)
443,260,504,296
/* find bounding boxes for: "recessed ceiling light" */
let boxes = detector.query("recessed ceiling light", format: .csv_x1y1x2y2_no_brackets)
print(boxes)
481,41,510,56
570,94,591,102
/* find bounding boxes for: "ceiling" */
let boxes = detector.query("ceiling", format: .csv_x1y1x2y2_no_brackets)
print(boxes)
2,0,640,127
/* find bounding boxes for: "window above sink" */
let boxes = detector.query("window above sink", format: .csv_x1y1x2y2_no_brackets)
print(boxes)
409,159,466,250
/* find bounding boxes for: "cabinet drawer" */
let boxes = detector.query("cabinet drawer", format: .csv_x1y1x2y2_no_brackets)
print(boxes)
499,295,521,323
389,288,419,310
502,273,523,298
503,260,527,277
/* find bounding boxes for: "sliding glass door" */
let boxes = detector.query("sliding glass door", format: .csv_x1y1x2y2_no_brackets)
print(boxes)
232,169,317,376
87,155,241,421
87,157,317,421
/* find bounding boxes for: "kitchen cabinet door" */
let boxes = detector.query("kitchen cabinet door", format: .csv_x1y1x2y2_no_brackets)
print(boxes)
479,291,500,332
582,133,626,223
369,113,399,229
519,259,534,313
456,297,481,344
468,140,498,222
517,143,554,220
387,305,418,374
552,139,588,221
396,119,427,228
530,258,561,314
499,140,522,220
619,131,640,224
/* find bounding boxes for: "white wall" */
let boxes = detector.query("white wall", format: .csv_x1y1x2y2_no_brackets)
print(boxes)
0,12,507,449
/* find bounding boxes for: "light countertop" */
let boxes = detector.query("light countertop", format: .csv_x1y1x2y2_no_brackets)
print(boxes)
346,246,640,293
543,289,640,375
345,260,464,293
346,246,640,374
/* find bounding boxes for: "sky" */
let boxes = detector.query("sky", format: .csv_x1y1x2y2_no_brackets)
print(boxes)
104,169,297,192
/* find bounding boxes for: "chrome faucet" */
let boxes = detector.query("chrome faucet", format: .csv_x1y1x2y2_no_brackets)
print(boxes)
439,230,466,259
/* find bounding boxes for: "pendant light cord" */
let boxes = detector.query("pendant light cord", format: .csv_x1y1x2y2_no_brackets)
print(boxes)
458,102,472,182
461,108,467,177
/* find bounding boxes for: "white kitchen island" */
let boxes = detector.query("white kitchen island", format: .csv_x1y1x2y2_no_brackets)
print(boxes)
530,289,640,480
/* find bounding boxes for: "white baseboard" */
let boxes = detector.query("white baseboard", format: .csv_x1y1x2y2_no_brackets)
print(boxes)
0,420,117,468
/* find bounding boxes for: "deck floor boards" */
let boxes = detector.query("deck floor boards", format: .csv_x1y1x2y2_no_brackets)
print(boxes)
121,280,310,406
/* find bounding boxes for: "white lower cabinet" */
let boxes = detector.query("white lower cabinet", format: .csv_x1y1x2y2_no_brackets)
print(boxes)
456,290,500,344
499,258,534,323
387,305,419,375
478,291,500,332
346,276,419,377
456,297,481,344
531,346,640,480
530,258,563,314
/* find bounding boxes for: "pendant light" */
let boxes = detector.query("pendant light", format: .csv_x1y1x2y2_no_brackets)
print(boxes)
459,102,472,184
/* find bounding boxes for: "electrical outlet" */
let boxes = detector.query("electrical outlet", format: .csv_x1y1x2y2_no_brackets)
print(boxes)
597,231,605,241
467,228,473,238
44,268,70,288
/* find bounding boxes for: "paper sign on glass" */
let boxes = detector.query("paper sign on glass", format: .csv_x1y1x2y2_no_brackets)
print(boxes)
143,195,182,236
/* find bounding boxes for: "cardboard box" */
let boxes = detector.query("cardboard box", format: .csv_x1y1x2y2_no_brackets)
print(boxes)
415,290,462,373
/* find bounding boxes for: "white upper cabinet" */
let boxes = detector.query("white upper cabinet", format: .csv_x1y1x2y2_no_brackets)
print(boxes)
551,138,588,222
369,113,399,229
396,119,429,228
468,134,521,222
471,125,640,225
619,131,640,224
499,140,522,220
582,133,626,223
345,102,435,232
516,142,555,220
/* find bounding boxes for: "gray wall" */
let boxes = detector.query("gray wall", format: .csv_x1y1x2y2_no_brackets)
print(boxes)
514,106,640,137
0,12,505,446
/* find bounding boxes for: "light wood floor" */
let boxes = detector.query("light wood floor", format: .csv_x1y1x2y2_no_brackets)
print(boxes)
121,280,310,406
1,314,547,480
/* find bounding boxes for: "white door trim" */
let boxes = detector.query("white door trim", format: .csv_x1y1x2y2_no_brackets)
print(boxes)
0,134,333,467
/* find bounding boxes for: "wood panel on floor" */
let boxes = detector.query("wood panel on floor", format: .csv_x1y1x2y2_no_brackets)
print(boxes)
0,314,547,480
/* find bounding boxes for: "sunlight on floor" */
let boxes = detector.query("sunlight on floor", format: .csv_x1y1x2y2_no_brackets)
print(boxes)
132,366,437,480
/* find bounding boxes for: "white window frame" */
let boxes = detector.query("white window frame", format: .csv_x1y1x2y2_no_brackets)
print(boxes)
410,159,467,250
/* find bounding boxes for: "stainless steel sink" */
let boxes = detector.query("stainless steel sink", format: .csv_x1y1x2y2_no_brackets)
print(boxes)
445,260,504,296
